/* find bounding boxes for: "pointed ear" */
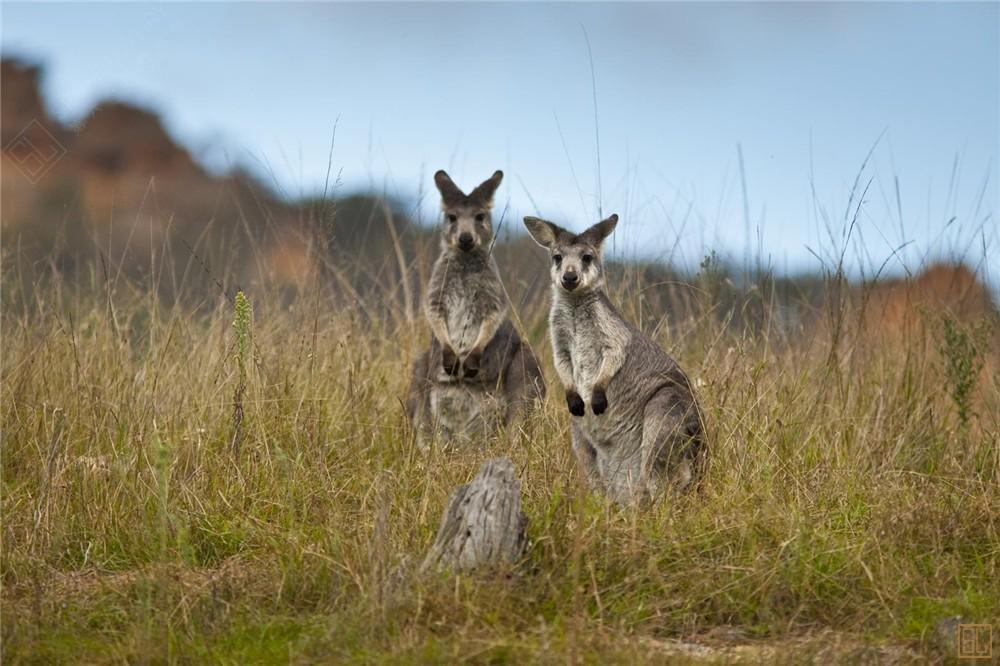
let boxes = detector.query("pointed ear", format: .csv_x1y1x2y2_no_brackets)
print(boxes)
434,170,465,206
580,214,619,246
469,170,503,207
523,216,567,249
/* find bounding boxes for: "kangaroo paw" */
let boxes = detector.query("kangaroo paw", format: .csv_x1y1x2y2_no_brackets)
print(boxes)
591,387,608,415
566,389,586,417
442,346,461,376
462,351,481,378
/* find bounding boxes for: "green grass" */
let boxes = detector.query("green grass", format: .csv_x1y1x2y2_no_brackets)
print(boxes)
2,256,998,664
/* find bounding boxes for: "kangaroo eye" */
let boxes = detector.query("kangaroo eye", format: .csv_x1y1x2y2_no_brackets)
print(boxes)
552,254,562,266
582,254,594,265
475,213,485,223
447,214,458,224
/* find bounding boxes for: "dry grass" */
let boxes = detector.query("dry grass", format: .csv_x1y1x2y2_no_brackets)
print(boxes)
1,237,998,664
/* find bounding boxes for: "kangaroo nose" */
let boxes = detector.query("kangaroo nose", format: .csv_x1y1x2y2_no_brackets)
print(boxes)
562,272,579,290
458,232,474,250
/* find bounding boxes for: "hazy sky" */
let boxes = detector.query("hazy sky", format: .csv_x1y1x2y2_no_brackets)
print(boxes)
3,2,998,280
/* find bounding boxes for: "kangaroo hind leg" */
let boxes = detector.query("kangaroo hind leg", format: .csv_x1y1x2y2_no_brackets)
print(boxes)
571,423,603,493
640,386,705,500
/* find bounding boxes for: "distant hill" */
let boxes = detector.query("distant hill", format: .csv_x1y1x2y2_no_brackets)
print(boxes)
2,58,325,296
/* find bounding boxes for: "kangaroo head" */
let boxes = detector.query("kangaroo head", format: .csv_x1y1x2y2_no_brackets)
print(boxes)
523,214,618,294
434,169,503,253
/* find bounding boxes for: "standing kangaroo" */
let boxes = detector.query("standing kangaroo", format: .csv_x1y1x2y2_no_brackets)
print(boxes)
406,170,546,447
523,214,706,504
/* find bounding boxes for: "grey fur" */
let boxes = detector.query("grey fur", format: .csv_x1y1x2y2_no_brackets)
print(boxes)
524,214,706,505
406,171,546,448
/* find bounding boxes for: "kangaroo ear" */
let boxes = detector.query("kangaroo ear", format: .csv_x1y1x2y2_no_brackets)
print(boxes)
581,214,619,246
523,216,567,249
434,170,466,207
469,170,503,207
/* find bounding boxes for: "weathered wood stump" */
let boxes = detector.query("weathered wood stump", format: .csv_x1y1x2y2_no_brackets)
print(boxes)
422,458,527,573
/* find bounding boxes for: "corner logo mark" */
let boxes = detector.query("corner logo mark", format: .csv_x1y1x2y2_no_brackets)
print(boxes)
3,119,67,184
958,624,992,660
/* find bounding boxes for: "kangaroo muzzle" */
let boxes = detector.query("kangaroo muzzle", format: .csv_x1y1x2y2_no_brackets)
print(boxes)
561,271,580,291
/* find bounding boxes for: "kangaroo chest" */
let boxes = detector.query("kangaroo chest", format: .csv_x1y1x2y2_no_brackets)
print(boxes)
556,298,609,398
568,325,604,393
443,270,500,354
444,283,482,353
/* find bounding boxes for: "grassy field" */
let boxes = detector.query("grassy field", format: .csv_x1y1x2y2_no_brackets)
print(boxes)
2,244,998,663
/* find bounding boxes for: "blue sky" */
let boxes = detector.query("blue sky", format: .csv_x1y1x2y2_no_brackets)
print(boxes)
3,2,998,281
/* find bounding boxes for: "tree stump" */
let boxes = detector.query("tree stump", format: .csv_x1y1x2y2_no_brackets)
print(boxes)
422,458,527,573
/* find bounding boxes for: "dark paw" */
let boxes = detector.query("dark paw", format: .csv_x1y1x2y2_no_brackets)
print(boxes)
442,347,461,376
566,390,586,417
462,351,481,378
591,387,608,415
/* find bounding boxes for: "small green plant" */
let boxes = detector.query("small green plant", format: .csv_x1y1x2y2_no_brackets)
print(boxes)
696,251,726,304
694,250,730,335
937,313,987,429
231,291,253,457
154,433,172,558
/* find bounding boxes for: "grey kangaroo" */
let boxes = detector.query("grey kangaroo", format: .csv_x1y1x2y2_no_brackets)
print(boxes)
406,170,546,447
523,213,706,504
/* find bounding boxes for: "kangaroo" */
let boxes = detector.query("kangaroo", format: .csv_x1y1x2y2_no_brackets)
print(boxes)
523,213,706,504
406,170,546,448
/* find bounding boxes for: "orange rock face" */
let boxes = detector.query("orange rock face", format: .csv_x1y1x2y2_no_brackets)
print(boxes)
2,57,317,291
861,263,998,340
